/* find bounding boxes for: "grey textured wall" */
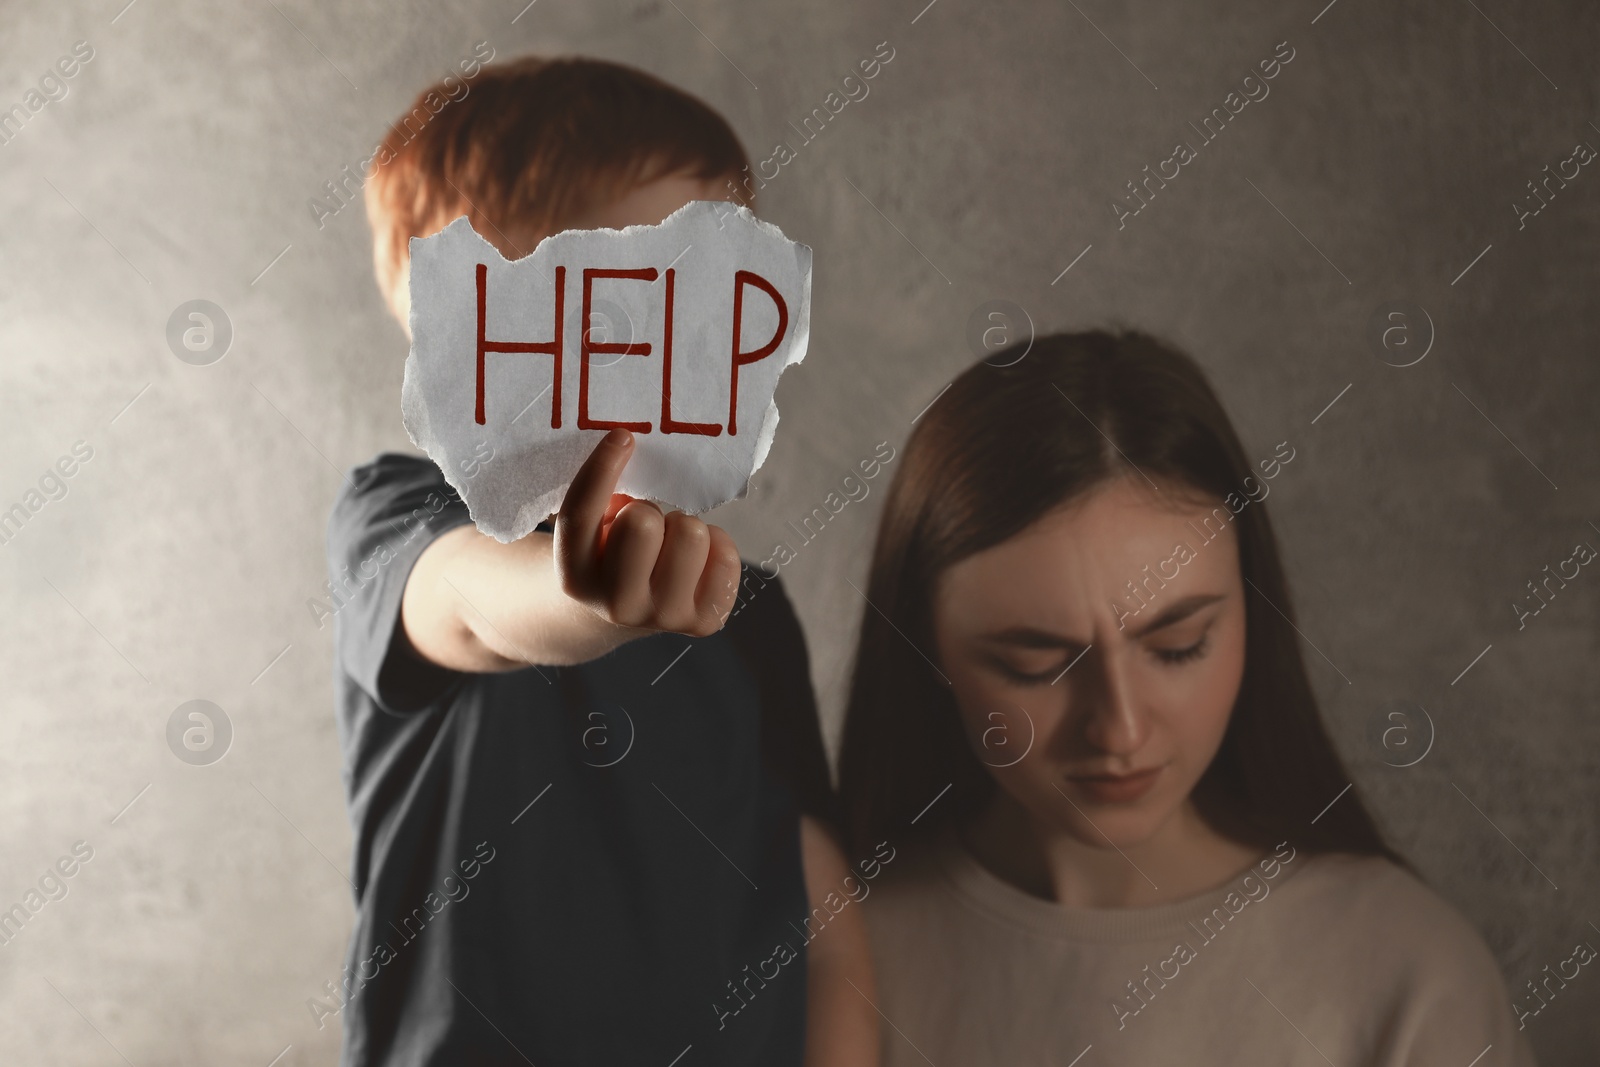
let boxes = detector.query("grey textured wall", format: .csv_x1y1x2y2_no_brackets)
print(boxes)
1,0,1595,1063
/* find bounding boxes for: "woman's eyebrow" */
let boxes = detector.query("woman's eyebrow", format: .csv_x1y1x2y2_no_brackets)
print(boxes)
980,592,1225,646
982,628,1082,649
1125,592,1225,638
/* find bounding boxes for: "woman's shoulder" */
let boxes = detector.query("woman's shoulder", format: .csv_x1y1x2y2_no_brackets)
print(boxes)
1269,851,1537,1062
860,830,951,897
1280,851,1515,985
1288,852,1480,929
859,828,973,922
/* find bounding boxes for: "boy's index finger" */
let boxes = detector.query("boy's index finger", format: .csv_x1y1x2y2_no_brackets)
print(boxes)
555,429,635,565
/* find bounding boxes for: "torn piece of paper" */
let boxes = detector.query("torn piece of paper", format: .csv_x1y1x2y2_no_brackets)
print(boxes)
402,200,813,542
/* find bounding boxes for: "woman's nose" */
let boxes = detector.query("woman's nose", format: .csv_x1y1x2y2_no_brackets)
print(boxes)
1078,648,1149,756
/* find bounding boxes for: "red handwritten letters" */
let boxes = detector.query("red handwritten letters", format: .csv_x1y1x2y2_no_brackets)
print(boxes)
474,263,789,434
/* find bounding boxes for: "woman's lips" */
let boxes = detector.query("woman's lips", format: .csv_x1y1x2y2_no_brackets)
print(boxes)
1065,766,1163,804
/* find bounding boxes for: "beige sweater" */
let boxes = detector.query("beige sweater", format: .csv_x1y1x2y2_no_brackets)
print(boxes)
861,831,1536,1066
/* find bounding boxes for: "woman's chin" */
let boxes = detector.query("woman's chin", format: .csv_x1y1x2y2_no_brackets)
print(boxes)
1057,797,1176,852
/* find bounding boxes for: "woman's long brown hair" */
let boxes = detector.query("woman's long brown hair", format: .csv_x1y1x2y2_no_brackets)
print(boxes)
837,330,1402,866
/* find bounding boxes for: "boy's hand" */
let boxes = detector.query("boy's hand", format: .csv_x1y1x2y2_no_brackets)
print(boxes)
554,428,742,638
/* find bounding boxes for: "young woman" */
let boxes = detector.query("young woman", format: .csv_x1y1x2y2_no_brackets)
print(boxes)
838,331,1535,1066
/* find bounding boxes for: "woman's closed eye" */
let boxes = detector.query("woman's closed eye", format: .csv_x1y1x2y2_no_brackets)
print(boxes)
988,651,1076,686
1149,628,1211,666
985,618,1216,683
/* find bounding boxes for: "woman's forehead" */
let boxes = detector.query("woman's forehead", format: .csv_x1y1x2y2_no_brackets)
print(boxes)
938,480,1240,624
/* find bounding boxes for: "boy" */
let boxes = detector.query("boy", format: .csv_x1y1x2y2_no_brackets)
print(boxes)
327,56,876,1066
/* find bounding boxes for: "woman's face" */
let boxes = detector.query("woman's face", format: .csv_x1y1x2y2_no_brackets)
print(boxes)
932,476,1248,850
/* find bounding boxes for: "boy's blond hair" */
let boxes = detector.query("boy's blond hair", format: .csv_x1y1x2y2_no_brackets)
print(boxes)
364,55,751,324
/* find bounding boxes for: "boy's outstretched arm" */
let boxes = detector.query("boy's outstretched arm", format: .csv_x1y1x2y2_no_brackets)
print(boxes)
801,816,881,1067
401,428,743,671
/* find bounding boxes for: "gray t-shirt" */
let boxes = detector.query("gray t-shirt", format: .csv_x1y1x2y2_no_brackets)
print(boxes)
326,452,835,1066
862,829,1536,1066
